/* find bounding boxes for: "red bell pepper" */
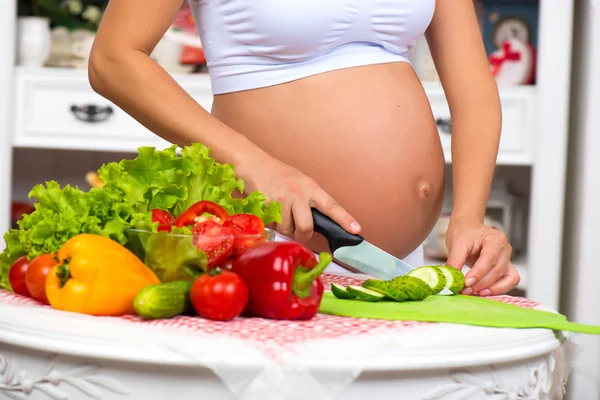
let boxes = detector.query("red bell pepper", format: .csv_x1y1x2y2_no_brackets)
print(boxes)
175,200,229,227
231,241,332,320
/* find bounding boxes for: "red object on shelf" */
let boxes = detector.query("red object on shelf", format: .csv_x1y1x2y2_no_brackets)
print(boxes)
172,3,197,35
11,202,35,228
489,39,536,85
172,3,206,65
181,46,206,65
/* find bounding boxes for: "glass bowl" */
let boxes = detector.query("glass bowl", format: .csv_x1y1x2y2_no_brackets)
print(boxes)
124,228,276,282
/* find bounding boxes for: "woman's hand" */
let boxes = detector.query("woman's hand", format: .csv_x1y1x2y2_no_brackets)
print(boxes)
238,151,361,242
445,218,520,296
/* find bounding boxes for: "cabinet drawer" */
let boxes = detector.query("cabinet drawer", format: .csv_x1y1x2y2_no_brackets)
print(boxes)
13,69,214,152
426,85,536,165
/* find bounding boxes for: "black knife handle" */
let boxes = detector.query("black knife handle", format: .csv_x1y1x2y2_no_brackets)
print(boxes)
311,208,364,252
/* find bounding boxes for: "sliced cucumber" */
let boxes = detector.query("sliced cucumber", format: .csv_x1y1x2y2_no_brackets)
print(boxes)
407,266,447,294
436,265,465,294
346,285,385,302
389,276,433,301
330,283,355,299
362,279,408,302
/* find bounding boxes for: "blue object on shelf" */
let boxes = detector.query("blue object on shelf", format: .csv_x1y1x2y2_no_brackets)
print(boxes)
480,0,539,56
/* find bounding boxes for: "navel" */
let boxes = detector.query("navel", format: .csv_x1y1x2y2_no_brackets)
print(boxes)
417,180,433,200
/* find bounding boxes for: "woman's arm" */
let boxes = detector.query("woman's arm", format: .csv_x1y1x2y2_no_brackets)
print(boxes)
425,0,519,295
425,0,501,223
89,0,360,241
89,0,266,169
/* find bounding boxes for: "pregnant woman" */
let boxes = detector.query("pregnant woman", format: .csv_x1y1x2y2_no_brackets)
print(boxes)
89,0,520,296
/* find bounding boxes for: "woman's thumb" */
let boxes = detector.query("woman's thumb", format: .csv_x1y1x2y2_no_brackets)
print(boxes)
445,243,467,270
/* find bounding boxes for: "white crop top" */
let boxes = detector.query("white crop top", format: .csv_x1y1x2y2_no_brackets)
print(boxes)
187,0,436,94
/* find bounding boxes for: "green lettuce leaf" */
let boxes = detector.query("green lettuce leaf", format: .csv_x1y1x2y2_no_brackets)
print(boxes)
0,230,26,290
98,143,281,226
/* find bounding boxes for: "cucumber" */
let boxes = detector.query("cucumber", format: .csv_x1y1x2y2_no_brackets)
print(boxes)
331,283,355,299
134,281,192,320
436,265,465,294
389,276,433,301
362,279,408,301
346,285,385,302
407,266,447,294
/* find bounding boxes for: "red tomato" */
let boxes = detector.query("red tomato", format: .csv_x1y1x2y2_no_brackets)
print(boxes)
151,209,176,232
190,269,248,321
223,214,267,256
25,254,59,305
192,220,236,268
223,214,265,234
175,200,230,227
8,256,31,297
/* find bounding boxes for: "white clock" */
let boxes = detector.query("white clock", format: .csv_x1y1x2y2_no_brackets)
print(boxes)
492,16,531,48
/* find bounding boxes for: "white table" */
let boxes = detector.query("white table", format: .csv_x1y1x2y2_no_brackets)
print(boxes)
0,280,573,400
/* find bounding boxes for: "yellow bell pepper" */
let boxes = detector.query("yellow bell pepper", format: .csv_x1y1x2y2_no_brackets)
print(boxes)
46,234,160,316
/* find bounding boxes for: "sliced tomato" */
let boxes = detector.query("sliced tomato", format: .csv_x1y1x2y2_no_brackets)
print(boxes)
223,214,267,256
175,201,230,227
152,209,176,232
223,214,265,234
192,219,235,268
8,256,31,297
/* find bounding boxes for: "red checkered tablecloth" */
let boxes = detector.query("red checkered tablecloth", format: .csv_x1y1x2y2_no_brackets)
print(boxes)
0,273,543,347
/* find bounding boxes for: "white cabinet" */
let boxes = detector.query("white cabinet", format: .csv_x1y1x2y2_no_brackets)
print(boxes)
13,68,213,152
426,82,537,165
11,68,540,167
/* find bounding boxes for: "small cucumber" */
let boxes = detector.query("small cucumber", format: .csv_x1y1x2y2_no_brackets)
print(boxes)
407,266,447,294
331,283,356,299
436,265,466,294
346,285,385,302
389,276,434,301
134,281,192,320
362,279,408,302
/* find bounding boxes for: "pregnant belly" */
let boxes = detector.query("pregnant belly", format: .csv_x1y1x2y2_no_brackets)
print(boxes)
212,62,446,260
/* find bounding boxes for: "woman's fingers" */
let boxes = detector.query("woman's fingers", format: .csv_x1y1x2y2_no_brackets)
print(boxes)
291,201,314,242
462,232,507,293
276,201,294,238
469,247,511,295
479,263,521,296
272,171,360,241
309,186,361,235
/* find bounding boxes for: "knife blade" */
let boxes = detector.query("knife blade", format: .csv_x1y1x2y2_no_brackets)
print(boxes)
311,208,453,295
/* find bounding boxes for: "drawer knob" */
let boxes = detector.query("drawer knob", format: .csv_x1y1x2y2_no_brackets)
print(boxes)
70,104,114,123
436,118,452,135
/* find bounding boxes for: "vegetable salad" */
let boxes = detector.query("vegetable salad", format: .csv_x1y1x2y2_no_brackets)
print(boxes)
0,143,281,290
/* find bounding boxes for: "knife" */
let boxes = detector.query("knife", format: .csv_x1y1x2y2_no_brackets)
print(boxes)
311,208,453,295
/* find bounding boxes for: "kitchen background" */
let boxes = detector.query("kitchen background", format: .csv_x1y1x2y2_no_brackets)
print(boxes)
0,0,598,399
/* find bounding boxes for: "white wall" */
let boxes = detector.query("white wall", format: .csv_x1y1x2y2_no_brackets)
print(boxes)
0,1,16,244
562,0,600,398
